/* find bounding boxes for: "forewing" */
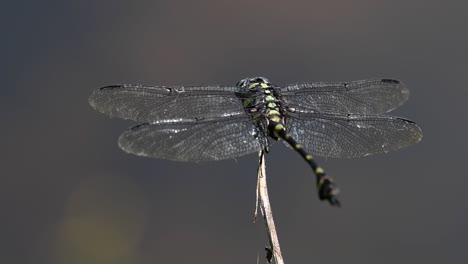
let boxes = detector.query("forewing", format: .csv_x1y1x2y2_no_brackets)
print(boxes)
285,112,422,158
281,79,409,114
118,117,264,162
89,84,245,122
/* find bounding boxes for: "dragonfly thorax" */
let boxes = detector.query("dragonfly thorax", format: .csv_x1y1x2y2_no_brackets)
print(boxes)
238,78,286,140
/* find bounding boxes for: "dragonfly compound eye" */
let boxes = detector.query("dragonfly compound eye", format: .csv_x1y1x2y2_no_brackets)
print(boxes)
236,78,250,87
257,77,270,84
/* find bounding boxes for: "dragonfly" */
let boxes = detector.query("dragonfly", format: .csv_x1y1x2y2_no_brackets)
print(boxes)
89,77,423,206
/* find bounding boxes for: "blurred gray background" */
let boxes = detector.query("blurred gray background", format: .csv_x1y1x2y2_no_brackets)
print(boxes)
1,0,467,263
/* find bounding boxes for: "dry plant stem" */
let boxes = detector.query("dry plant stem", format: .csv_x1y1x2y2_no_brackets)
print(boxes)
254,151,285,264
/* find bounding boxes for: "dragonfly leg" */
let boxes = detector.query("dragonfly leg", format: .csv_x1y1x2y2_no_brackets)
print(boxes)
270,121,341,206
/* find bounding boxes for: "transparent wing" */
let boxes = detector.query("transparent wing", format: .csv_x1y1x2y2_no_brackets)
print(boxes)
89,84,245,122
118,117,266,162
281,79,409,114
284,111,422,158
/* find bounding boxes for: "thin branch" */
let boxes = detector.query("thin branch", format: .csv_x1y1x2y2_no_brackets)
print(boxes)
254,151,285,264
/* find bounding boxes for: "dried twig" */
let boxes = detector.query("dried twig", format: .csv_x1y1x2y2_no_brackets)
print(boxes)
254,151,285,264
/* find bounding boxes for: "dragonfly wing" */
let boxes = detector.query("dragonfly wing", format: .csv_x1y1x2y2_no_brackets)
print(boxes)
118,116,266,162
89,85,245,122
281,79,409,114
284,111,422,158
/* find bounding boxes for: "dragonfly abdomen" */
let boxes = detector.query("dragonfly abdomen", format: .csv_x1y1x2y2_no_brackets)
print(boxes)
268,120,341,206
270,122,318,169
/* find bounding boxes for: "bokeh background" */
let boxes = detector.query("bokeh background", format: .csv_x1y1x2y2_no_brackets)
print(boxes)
2,0,467,263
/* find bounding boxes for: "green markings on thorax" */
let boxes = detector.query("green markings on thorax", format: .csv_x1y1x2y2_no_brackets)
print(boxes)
265,95,275,102
242,97,254,108
248,82,259,89
259,83,282,124
248,82,270,90
268,109,280,117
269,116,281,123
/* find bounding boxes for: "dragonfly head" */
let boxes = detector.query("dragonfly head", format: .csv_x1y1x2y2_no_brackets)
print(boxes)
236,77,270,88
